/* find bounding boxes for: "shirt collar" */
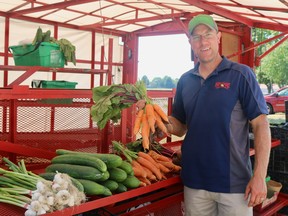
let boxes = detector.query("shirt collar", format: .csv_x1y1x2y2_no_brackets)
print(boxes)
191,56,232,76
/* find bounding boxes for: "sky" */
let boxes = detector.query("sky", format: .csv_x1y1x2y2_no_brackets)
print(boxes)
137,34,194,80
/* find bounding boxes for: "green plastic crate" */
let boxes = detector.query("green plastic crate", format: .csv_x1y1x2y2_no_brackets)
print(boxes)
41,80,77,89
32,80,77,104
9,42,65,67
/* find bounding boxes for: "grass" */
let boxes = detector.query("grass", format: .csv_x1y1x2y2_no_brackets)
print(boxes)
267,113,286,125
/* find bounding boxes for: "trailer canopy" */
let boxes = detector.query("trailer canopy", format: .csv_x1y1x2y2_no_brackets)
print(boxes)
1,0,287,34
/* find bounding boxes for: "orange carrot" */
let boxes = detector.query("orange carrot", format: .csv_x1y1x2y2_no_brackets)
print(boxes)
138,177,151,185
143,166,157,181
158,160,181,172
154,111,168,134
148,150,171,162
158,163,170,173
141,113,150,151
153,104,169,122
138,151,160,169
145,104,156,133
136,156,162,180
131,160,147,178
133,109,144,135
139,181,146,187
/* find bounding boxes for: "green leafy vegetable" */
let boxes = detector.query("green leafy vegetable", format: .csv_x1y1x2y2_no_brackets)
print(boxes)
91,81,148,130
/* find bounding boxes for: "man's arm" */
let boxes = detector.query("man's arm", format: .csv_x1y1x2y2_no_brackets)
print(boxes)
245,114,271,207
166,116,187,137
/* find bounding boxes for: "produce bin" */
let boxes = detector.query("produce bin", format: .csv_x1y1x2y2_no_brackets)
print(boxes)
9,42,65,67
31,80,78,104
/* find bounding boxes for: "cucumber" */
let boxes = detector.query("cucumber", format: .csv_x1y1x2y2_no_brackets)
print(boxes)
116,183,127,193
97,171,110,182
77,179,112,196
39,172,84,192
122,175,140,189
108,167,127,183
56,149,123,168
118,160,133,175
45,164,104,181
51,154,107,172
101,179,119,192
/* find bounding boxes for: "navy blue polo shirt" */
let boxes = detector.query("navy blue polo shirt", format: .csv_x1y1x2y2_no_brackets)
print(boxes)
172,57,268,193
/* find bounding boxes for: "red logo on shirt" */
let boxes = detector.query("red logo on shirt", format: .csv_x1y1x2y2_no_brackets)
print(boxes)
215,82,230,89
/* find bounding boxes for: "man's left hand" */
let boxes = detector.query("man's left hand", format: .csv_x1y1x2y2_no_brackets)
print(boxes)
244,175,267,207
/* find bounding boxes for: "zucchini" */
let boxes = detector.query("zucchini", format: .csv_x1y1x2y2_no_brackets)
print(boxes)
51,154,107,172
56,149,123,168
77,179,112,196
118,160,133,175
101,179,119,192
108,167,127,183
116,183,127,193
45,164,104,181
39,172,84,192
122,175,140,189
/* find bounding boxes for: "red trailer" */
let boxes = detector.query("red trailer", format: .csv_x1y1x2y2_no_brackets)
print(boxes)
0,1,288,215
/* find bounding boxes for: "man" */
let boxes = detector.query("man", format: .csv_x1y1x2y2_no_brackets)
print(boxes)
167,14,271,216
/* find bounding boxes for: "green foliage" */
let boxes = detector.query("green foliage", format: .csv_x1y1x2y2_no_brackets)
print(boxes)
91,81,148,129
142,76,177,89
141,75,150,86
253,28,288,91
257,40,288,89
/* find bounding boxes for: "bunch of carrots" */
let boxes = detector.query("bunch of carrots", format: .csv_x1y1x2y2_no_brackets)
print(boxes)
113,141,181,186
132,150,181,186
133,100,169,151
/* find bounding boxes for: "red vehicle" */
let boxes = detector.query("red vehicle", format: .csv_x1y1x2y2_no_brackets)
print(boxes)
265,86,288,114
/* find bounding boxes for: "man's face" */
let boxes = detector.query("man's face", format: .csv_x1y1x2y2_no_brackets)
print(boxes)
189,24,221,64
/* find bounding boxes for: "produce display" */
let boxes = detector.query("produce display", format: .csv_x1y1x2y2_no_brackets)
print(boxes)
90,81,182,186
91,81,170,151
41,149,141,196
113,141,181,186
0,81,182,215
0,158,85,215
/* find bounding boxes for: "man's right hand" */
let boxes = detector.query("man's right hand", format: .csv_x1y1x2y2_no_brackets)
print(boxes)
166,116,187,137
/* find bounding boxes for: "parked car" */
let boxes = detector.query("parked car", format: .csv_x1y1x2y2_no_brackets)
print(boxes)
265,86,288,114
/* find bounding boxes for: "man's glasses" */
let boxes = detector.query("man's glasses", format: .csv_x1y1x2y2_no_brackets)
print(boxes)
191,32,215,42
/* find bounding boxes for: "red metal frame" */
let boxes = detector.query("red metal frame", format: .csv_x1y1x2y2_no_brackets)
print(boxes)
41,176,183,216
253,193,288,216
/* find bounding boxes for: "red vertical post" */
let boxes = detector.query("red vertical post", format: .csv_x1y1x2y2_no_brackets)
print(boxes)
122,33,138,143
91,31,96,88
100,46,105,86
107,38,113,85
4,17,10,86
8,100,17,162
100,39,114,153
241,26,254,68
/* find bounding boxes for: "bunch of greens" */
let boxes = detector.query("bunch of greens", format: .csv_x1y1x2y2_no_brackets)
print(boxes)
91,81,147,130
112,141,138,162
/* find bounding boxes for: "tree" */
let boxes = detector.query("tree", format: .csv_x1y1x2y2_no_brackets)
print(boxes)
253,28,288,92
162,76,175,88
258,41,288,89
256,71,273,93
141,75,150,86
150,77,163,88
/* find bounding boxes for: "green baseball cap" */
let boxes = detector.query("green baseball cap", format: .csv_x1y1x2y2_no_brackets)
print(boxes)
188,14,218,35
